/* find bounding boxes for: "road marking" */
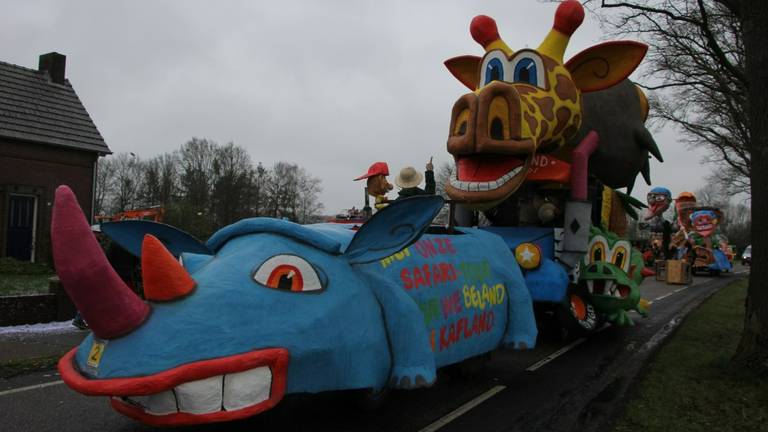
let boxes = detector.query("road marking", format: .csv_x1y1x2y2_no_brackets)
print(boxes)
525,337,586,372
649,292,676,304
524,322,611,372
673,285,689,293
418,385,506,432
0,380,63,397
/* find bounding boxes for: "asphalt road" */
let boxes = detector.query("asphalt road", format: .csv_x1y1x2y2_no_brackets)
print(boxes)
0,267,748,432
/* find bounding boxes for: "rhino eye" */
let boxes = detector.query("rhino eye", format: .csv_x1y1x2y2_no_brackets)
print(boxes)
253,255,325,293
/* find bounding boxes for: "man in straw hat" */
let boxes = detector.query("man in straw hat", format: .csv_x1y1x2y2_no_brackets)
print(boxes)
395,157,436,199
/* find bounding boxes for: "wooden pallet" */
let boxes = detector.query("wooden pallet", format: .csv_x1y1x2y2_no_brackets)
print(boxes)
654,260,666,282
666,259,692,284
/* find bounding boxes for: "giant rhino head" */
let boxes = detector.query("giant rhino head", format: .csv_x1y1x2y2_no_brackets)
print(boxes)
53,185,443,426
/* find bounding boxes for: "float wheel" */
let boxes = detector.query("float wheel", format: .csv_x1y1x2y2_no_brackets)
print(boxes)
557,287,600,340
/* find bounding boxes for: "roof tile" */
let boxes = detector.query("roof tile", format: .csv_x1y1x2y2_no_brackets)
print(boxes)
0,59,110,154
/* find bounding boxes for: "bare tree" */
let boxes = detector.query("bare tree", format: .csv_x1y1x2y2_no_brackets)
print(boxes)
261,162,324,223
110,152,142,212
294,167,324,224
211,143,254,226
590,0,766,373
251,162,268,217
178,138,216,213
588,0,748,196
94,156,116,216
156,152,179,207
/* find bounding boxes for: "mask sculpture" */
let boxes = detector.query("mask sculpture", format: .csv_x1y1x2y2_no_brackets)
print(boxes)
688,207,732,274
443,0,657,209
674,191,697,232
580,226,649,326
53,186,536,426
642,186,672,233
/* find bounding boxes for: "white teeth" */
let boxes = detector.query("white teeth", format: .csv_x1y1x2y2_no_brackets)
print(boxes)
450,165,524,192
146,390,178,415
117,366,274,417
176,376,223,415
223,367,272,411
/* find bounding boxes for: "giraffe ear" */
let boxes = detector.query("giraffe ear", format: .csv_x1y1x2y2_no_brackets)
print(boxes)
445,55,481,91
565,41,647,93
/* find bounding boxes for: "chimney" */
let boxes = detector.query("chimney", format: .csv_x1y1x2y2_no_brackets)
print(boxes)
38,52,67,85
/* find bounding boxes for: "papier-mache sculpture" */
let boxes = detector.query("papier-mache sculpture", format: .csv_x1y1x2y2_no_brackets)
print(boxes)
688,207,732,274
442,0,657,329
443,0,660,207
642,187,672,233
53,185,536,426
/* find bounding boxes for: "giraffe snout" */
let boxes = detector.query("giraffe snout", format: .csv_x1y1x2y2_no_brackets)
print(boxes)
447,81,534,157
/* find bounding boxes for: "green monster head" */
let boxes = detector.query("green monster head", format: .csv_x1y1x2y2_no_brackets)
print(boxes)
579,226,649,326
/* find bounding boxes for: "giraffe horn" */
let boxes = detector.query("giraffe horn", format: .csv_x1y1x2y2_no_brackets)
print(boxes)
470,15,513,55
538,0,584,62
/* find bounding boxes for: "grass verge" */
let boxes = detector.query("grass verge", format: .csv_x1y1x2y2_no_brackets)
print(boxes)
614,278,768,432
0,354,61,379
0,257,54,296
0,274,52,296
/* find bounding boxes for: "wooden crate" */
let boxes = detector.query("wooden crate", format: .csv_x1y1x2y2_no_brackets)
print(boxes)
666,259,692,284
654,260,666,282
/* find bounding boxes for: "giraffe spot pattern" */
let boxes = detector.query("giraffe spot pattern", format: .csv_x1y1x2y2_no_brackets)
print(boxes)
533,97,556,122
552,106,573,137
524,111,539,139
537,119,549,141
555,74,578,104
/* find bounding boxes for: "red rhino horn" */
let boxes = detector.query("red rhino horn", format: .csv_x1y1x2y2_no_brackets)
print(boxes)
52,185,149,339
141,235,196,302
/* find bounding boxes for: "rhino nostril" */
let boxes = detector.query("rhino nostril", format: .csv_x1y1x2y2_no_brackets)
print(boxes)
490,117,504,140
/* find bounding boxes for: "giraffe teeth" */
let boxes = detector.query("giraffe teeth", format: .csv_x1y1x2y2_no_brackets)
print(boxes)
449,165,525,192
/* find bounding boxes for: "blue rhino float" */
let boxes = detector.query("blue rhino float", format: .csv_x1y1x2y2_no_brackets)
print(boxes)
53,185,537,427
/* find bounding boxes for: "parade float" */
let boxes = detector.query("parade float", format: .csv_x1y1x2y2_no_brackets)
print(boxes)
442,0,657,333
668,192,732,276
687,207,733,275
53,1,659,426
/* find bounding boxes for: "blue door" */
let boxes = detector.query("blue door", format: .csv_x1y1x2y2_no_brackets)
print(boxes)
6,195,36,261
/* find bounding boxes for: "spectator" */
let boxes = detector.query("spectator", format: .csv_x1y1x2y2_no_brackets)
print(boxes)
395,157,436,199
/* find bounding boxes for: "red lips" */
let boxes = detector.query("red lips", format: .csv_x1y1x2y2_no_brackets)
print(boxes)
456,155,524,182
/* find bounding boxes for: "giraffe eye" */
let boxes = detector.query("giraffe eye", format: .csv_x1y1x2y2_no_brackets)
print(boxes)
480,50,511,87
509,51,546,89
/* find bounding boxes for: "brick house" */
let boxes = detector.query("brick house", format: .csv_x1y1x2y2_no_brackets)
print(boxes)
0,52,110,263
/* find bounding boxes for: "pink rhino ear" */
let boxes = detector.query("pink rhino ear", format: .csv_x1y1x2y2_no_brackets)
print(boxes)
565,41,648,93
444,55,482,91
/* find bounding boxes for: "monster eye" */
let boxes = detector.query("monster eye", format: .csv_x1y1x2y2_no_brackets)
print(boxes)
612,247,627,271
480,50,511,86
509,51,546,88
610,242,632,272
587,236,608,264
253,255,325,293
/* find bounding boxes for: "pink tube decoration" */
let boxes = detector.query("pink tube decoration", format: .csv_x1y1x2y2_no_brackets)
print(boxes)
52,185,150,339
570,131,599,200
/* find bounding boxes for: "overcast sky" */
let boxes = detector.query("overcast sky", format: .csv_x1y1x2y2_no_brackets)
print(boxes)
2,0,713,214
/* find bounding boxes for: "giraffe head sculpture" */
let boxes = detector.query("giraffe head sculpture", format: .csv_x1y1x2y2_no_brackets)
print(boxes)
444,0,647,208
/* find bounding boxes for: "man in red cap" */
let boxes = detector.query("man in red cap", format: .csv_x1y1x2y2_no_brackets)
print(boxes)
354,162,393,210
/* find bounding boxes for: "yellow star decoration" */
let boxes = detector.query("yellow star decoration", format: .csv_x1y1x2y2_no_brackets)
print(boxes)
515,242,541,270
